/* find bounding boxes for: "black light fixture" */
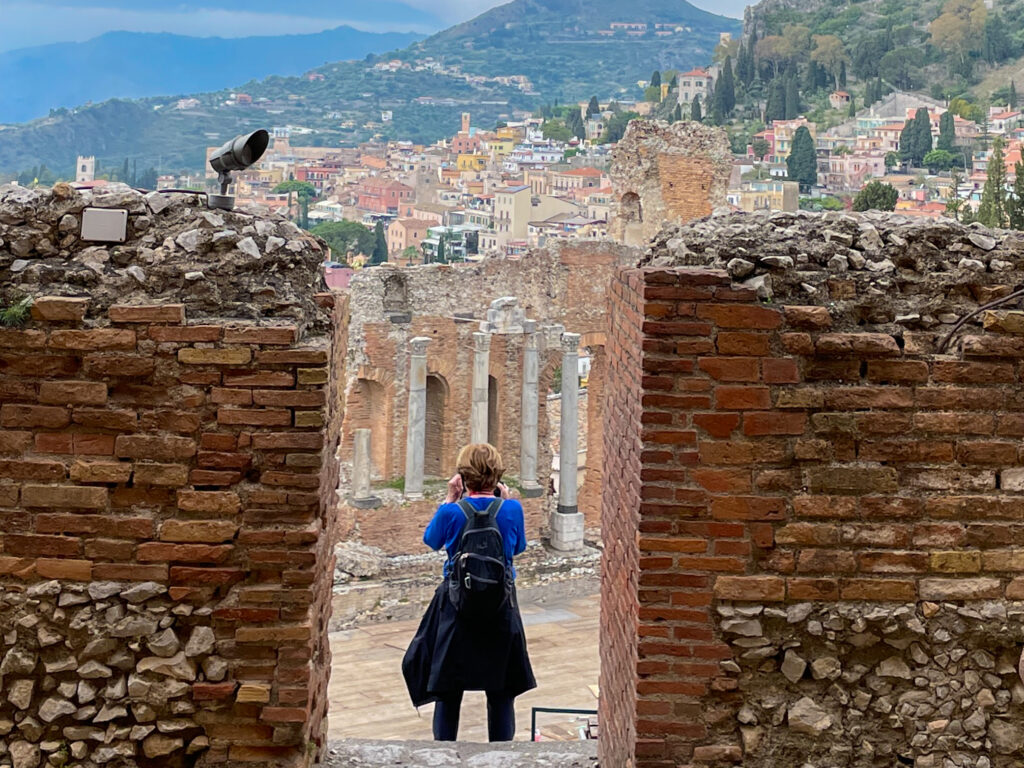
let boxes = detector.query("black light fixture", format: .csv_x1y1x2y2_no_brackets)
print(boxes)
208,129,270,211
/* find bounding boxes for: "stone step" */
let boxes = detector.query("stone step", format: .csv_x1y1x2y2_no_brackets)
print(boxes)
322,739,598,767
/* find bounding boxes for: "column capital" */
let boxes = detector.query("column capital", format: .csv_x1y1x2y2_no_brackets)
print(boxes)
560,332,581,355
410,336,431,356
542,324,565,350
473,331,491,352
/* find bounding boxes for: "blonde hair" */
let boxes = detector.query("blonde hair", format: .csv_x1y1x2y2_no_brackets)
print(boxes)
456,443,504,492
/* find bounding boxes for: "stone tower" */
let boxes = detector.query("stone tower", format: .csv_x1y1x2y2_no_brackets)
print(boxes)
608,120,733,247
461,112,471,134
75,155,95,183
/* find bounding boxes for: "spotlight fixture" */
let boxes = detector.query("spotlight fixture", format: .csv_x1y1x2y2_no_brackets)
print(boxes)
208,129,269,211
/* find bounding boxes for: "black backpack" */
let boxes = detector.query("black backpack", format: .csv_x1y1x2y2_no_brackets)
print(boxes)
447,498,511,616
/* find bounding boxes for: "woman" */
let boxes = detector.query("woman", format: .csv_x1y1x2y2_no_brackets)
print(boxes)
402,443,536,742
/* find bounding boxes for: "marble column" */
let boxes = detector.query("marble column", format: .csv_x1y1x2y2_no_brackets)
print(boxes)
471,331,491,444
350,429,380,509
404,337,430,500
551,331,584,551
519,320,543,498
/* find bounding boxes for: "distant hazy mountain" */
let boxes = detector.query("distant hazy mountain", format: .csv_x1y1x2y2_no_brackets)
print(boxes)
0,0,739,173
0,26,424,123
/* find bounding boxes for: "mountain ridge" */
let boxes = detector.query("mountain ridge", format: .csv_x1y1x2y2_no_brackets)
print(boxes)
0,0,740,174
0,26,425,124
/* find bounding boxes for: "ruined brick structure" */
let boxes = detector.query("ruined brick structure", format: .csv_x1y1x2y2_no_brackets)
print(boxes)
601,211,1024,767
609,121,732,248
0,184,340,767
336,241,635,551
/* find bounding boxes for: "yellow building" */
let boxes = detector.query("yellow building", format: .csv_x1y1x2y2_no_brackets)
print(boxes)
486,138,515,159
457,154,488,172
727,181,800,213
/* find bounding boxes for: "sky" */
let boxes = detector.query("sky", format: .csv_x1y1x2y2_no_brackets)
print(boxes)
1,0,748,53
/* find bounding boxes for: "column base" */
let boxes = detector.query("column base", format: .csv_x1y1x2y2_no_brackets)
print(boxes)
404,492,424,502
521,481,544,498
349,495,381,509
550,508,584,551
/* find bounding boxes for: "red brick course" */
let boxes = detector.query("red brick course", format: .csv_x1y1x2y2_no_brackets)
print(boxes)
0,299,338,768
600,267,1024,766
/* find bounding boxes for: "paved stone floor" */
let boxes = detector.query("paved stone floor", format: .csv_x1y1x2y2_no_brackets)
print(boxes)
327,592,600,743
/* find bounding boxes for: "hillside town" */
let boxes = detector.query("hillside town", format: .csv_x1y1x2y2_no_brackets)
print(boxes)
66,61,1020,273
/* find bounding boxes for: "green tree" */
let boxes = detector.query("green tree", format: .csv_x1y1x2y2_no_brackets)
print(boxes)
978,137,1008,227
787,125,817,191
371,220,388,264
938,110,956,151
717,56,736,115
924,149,957,173
542,120,573,142
945,171,968,222
650,70,661,88
853,180,898,211
912,107,933,167
752,137,771,159
401,245,419,262
690,96,702,122
785,76,800,119
138,167,158,190
601,111,640,143
898,119,916,166
644,86,662,102
273,180,317,229
838,60,847,89
311,220,374,262
565,109,585,140
121,158,130,184
435,234,447,264
848,96,856,117
879,47,921,90
884,152,900,172
1012,81,1019,111
1009,162,1024,230
587,96,601,116
668,74,678,90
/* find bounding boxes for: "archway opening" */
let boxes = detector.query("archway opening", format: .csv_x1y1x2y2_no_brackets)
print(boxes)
425,374,449,478
347,378,388,479
620,191,642,223
487,375,499,448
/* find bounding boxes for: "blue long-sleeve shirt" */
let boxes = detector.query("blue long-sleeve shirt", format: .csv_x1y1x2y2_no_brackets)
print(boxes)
423,496,527,579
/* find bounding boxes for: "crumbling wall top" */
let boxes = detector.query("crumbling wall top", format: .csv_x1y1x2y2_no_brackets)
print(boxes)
0,182,329,333
644,210,1024,334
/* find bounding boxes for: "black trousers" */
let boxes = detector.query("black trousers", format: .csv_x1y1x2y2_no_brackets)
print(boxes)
432,690,516,742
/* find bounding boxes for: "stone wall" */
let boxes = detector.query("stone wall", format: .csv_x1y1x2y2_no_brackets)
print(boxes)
608,121,732,247
0,184,339,767
600,212,1024,768
336,240,636,551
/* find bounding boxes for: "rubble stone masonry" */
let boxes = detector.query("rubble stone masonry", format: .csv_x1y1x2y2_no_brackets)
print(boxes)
602,212,1024,768
0,184,339,767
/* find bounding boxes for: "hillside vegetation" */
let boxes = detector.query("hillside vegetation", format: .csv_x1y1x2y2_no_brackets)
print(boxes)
0,0,738,176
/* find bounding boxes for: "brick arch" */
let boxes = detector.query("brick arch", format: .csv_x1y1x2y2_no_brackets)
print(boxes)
425,373,450,478
344,366,396,478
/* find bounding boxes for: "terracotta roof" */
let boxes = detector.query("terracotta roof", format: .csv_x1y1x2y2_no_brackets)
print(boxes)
561,167,604,177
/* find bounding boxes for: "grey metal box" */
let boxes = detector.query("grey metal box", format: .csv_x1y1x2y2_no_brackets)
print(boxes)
81,208,128,243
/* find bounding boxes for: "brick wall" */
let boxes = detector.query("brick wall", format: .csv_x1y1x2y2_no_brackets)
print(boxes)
0,296,339,767
601,264,1024,766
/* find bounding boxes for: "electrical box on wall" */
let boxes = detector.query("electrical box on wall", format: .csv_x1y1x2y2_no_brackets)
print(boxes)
81,208,128,243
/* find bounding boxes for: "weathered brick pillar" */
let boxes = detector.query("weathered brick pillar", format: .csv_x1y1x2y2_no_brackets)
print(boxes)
0,294,341,767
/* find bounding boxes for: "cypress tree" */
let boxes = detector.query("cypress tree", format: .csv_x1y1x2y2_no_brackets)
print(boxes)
765,78,787,122
650,70,661,88
1009,161,1024,230
938,110,955,152
371,220,388,264
785,76,800,119
1011,81,1018,111
587,96,600,116
899,119,915,165
803,61,819,95
691,95,702,121
839,61,847,89
912,107,933,167
848,96,856,117
719,56,736,114
673,104,683,123
787,125,818,191
978,137,1008,228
